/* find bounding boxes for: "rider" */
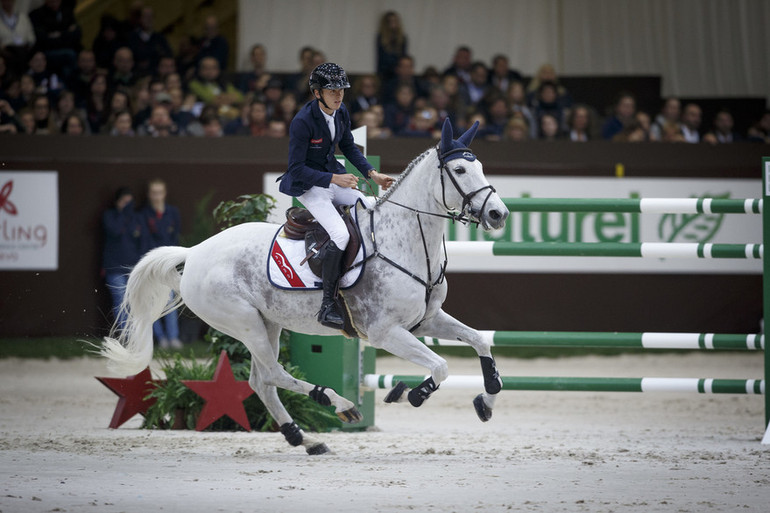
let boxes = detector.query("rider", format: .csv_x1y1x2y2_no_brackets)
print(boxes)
279,62,394,329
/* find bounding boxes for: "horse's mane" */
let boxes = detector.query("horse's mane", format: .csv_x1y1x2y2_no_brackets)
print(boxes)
374,146,435,208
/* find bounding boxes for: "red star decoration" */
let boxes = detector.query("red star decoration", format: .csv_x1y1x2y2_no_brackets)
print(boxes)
96,367,160,428
182,350,255,431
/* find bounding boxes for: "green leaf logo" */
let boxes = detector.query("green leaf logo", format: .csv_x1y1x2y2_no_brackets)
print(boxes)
658,193,729,243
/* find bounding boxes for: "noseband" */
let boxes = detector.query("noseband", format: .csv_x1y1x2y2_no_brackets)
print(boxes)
437,146,496,225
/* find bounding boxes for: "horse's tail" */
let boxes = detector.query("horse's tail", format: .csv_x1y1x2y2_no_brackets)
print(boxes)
101,246,189,376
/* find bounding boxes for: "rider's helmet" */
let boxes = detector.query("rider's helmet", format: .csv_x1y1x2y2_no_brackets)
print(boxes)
308,63,351,91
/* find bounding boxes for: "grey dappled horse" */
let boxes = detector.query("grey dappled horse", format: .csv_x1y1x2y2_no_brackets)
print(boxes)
101,119,509,454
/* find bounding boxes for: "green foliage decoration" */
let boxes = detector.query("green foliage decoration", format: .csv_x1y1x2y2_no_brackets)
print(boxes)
141,192,337,432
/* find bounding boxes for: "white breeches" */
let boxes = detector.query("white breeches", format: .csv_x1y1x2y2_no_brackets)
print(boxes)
299,184,369,249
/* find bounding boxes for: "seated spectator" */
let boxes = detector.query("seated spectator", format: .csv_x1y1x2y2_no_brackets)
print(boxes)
479,95,510,141
680,102,702,143
537,112,562,141
612,120,647,142
128,6,172,79
566,104,593,142
52,89,87,132
266,118,287,138
443,46,472,86
400,106,439,138
26,50,63,98
163,71,182,93
200,111,223,137
15,104,32,133
356,107,391,139
465,61,491,107
29,0,81,80
132,77,166,127
85,70,109,133
531,81,567,133
601,91,636,140
274,91,298,126
224,98,267,136
29,92,56,134
526,63,572,110
747,109,770,143
421,66,441,89
488,54,522,95
60,111,85,134
166,86,196,132
381,54,427,106
649,97,680,141
504,115,529,141
635,111,651,136
383,82,415,135
175,34,199,82
703,109,742,144
238,43,271,94
137,104,180,137
426,84,457,133
286,45,317,101
349,74,380,122
0,97,18,133
261,76,283,118
108,109,134,136
195,15,228,72
7,73,35,110
69,49,96,105
505,80,536,139
110,46,137,89
441,73,467,125
155,55,176,81
0,0,36,74
187,56,243,117
660,120,685,142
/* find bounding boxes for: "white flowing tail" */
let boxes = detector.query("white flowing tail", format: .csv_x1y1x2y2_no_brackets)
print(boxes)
101,246,189,375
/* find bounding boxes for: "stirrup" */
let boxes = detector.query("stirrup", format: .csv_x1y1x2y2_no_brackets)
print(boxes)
318,301,344,329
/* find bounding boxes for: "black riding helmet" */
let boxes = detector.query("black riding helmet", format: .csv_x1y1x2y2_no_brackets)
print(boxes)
308,63,351,91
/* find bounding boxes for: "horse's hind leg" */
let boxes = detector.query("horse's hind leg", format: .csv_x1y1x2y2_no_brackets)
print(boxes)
411,309,501,421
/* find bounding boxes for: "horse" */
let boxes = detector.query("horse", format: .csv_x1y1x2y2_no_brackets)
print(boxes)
101,119,510,454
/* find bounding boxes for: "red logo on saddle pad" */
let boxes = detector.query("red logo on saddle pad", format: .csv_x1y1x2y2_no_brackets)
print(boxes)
310,138,323,144
270,241,305,287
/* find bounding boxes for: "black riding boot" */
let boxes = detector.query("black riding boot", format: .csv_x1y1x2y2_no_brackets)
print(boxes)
317,241,345,329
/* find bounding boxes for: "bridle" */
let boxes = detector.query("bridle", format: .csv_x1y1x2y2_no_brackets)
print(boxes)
436,145,497,227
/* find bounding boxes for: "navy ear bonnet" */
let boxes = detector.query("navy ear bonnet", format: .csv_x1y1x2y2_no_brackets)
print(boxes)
439,119,479,163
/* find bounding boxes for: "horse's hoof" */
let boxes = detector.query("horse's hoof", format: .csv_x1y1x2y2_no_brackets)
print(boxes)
307,443,330,455
337,407,363,424
473,393,493,422
384,381,408,403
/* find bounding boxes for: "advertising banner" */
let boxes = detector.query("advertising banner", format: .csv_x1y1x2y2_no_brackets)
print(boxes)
0,171,59,270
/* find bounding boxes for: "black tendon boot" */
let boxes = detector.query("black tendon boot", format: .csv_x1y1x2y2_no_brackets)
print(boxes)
317,241,345,329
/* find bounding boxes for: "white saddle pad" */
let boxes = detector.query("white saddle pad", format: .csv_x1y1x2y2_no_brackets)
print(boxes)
267,208,366,290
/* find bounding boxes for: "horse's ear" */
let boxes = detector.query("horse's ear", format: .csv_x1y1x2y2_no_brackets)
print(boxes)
457,120,480,147
440,118,454,153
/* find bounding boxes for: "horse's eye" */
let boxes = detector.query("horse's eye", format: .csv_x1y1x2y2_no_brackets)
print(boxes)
454,167,466,175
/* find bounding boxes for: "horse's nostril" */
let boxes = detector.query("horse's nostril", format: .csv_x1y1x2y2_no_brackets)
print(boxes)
488,210,501,220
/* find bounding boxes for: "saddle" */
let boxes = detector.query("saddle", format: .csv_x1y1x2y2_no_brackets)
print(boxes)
284,205,362,277
283,205,363,339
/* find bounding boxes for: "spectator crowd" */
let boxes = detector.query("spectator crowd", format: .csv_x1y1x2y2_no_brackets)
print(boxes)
1,3,768,143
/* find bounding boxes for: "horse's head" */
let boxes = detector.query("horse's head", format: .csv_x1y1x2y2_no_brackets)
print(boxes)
436,119,509,230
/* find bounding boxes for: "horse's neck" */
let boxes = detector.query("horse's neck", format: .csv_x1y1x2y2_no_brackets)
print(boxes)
368,150,447,253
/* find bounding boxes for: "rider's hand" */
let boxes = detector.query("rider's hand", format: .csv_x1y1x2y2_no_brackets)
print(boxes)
330,173,359,188
370,170,395,190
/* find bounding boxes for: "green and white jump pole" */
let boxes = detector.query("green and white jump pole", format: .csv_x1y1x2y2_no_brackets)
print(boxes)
364,374,765,395
503,197,762,214
762,157,770,444
420,331,764,351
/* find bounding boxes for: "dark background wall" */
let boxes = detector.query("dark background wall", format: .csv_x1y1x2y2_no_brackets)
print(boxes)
0,136,766,338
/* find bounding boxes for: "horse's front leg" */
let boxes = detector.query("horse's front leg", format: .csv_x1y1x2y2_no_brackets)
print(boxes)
367,325,448,408
412,309,502,421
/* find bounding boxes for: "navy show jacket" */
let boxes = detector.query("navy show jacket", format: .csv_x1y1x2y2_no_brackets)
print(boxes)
279,99,373,197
